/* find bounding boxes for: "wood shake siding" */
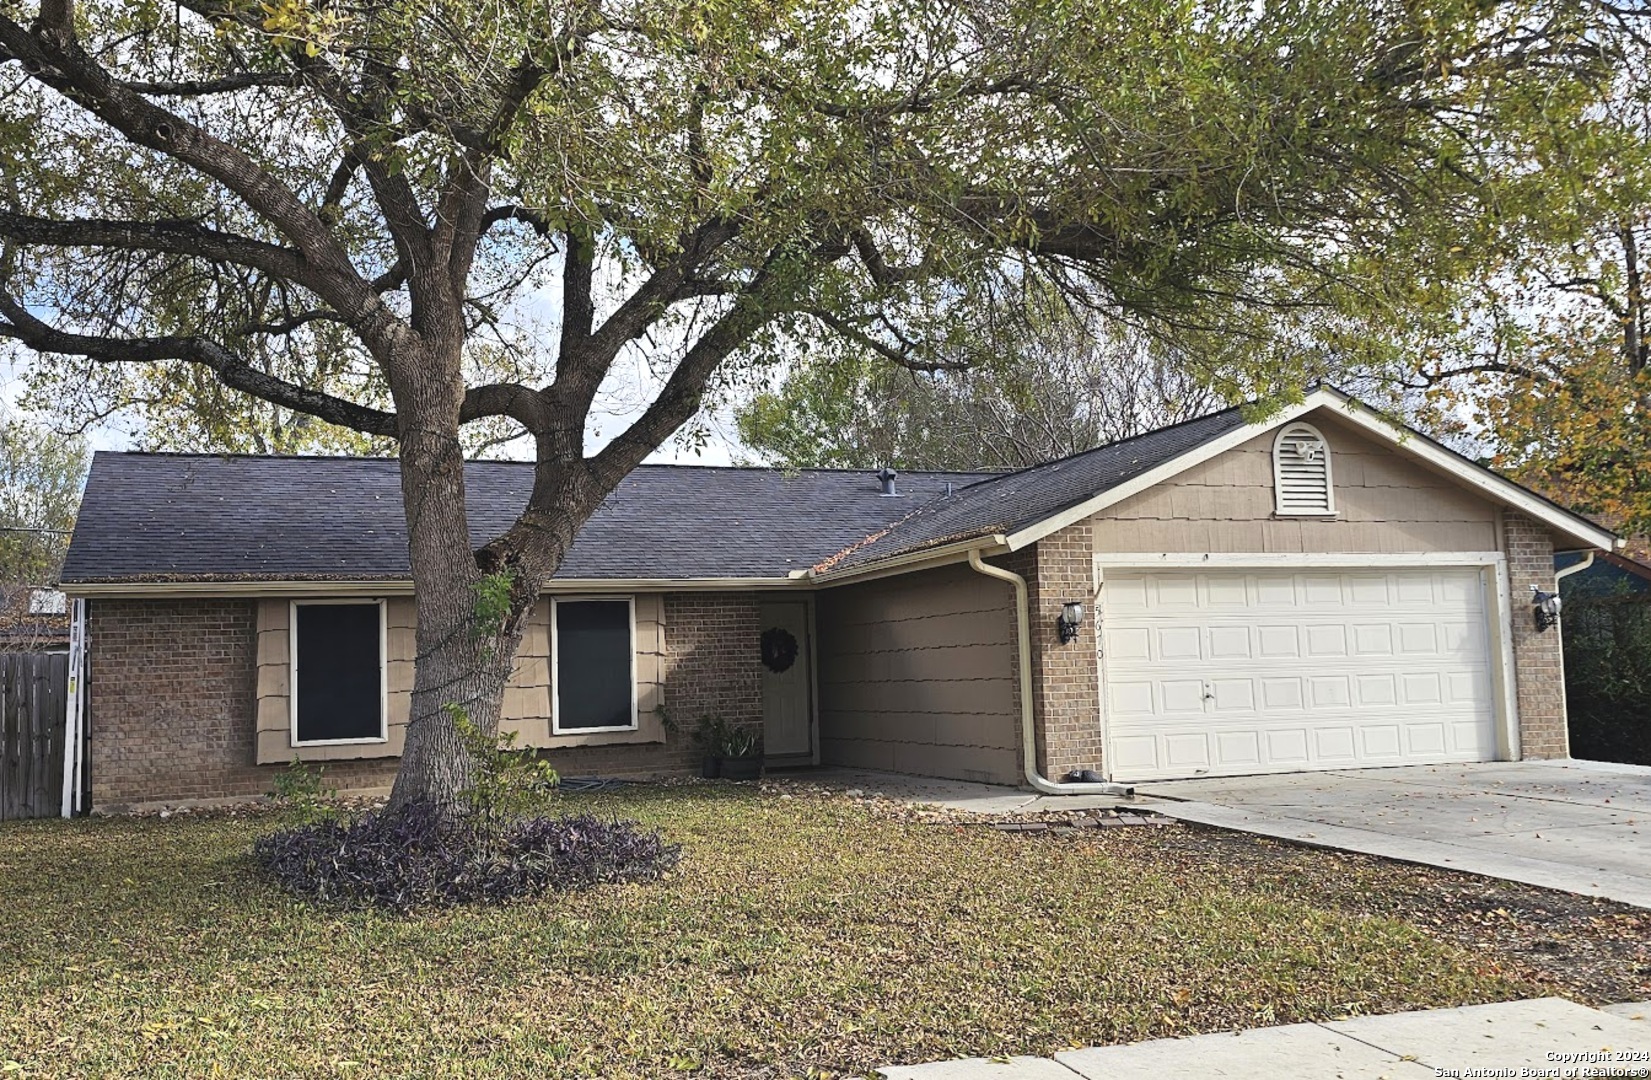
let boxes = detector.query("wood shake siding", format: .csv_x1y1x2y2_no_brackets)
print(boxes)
816,563,1020,785
1092,414,1499,554
254,596,671,764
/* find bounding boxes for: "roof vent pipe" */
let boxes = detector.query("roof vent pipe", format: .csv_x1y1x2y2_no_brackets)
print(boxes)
877,468,898,496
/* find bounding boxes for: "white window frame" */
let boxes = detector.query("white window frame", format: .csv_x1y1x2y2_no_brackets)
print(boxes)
550,595,639,735
1272,421,1336,517
289,598,389,747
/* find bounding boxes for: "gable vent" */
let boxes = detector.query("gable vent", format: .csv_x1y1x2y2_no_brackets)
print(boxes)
1273,422,1334,516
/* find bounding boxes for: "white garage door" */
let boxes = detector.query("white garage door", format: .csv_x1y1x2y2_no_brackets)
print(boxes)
1101,566,1499,782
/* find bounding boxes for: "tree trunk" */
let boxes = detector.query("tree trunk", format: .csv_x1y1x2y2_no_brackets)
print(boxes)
381,330,595,817
383,339,543,817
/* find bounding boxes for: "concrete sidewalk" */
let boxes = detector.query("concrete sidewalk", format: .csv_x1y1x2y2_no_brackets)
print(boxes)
877,998,1651,1079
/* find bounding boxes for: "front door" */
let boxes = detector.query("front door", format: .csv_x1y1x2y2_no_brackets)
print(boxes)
759,600,814,760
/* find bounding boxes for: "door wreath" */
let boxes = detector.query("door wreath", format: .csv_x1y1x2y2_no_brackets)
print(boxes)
760,626,799,673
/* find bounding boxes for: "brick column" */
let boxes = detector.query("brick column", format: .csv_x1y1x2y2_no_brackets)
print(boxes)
1504,511,1569,758
1006,520,1103,779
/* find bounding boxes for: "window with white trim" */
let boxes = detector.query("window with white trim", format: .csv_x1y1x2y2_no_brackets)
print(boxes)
291,600,387,745
1273,422,1335,516
552,597,637,733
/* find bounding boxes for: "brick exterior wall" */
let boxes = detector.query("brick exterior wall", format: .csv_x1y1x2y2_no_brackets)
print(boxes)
87,592,765,811
1003,519,1102,779
1504,512,1570,758
88,598,401,809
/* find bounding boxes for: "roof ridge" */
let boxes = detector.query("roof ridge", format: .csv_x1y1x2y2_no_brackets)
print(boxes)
89,449,999,477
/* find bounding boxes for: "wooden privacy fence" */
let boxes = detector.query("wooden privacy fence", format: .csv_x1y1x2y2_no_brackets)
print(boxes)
0,652,69,820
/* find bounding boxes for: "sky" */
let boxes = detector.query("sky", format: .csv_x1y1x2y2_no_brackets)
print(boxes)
0,345,753,466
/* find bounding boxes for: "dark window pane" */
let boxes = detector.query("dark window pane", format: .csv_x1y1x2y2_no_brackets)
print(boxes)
295,603,382,742
556,600,633,730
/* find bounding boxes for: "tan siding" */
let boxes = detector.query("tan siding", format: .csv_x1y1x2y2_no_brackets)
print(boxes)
816,563,1020,785
1092,411,1500,554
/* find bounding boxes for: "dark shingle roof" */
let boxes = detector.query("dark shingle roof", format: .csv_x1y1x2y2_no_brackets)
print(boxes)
60,407,1256,585
59,454,986,584
828,406,1251,571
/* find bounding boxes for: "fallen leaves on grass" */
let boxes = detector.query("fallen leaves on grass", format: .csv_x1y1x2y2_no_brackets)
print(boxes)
0,784,1631,1080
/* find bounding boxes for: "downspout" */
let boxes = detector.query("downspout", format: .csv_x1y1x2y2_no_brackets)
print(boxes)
1554,550,1596,583
968,550,1134,798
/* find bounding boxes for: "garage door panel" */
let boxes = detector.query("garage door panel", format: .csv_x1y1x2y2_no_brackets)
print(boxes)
1361,724,1403,758
1309,676,1351,708
1408,723,1447,755
1355,673,1398,707
1215,730,1261,766
1261,678,1304,710
1352,623,1395,655
1255,577,1296,606
1397,623,1440,653
1258,625,1301,657
1108,680,1154,714
1210,679,1254,711
1161,680,1207,713
1305,624,1349,656
1102,566,1498,782
1157,626,1203,660
1314,727,1358,760
1208,625,1251,659
1110,734,1158,772
1156,577,1199,607
1163,734,1212,768
1348,576,1390,604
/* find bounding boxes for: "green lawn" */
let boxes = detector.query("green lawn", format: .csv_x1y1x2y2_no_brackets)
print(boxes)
0,784,1593,1079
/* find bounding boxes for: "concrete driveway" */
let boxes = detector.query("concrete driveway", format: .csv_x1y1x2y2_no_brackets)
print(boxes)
1137,760,1651,908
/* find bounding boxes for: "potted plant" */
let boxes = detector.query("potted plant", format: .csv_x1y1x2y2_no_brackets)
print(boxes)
718,726,764,781
691,714,731,779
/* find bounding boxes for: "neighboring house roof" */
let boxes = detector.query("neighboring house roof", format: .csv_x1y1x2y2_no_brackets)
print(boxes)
59,387,1619,591
1557,549,1651,592
0,585,70,648
59,454,984,584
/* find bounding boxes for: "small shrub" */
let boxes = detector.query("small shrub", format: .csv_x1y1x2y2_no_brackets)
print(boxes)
448,704,559,823
253,800,681,911
268,758,337,823
721,725,762,759
690,713,733,755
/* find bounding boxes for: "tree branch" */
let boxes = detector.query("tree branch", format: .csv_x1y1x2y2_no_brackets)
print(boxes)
0,288,399,436
0,210,318,285
459,382,550,431
121,71,306,96
0,15,403,354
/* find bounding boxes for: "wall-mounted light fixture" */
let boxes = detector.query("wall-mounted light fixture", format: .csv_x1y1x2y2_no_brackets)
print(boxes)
1531,585,1562,632
1058,600,1085,644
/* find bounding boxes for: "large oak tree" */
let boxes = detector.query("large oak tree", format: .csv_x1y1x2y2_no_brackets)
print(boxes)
0,0,1634,812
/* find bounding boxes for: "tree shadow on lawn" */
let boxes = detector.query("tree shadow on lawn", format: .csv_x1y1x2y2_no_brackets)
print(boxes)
0,785,1640,1079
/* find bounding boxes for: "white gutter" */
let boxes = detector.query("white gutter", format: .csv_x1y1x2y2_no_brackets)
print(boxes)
1554,550,1597,582
968,549,1134,798
803,534,1013,586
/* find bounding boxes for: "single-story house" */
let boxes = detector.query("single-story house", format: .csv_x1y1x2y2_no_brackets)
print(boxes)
58,386,1618,811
